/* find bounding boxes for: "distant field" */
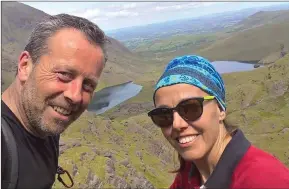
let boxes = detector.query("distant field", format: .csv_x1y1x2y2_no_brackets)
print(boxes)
128,9,289,63
125,32,225,51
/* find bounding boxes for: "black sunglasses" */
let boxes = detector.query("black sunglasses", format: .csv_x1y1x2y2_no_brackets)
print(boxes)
148,96,215,128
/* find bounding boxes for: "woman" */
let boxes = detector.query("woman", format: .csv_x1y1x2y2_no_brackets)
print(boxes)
148,55,289,189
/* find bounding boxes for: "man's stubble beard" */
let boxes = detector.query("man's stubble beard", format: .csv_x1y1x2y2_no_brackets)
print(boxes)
21,74,65,137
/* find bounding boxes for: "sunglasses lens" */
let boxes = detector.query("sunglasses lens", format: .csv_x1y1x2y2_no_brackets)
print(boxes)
178,99,203,121
150,108,173,128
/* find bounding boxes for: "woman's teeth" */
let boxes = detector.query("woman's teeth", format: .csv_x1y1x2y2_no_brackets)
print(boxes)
178,135,198,144
52,106,71,116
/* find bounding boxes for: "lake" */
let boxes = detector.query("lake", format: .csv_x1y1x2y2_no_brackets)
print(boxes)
88,61,261,114
211,61,260,74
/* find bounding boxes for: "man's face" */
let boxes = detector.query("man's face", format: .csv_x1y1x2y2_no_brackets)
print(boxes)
20,28,105,137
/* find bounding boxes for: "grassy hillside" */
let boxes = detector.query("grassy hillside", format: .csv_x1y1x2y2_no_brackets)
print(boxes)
235,9,289,30
129,9,289,64
52,54,289,188
196,20,289,62
223,55,289,166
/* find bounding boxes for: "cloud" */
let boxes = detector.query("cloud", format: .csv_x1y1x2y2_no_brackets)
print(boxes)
73,8,100,19
105,10,139,18
122,3,137,9
92,17,109,22
154,2,205,12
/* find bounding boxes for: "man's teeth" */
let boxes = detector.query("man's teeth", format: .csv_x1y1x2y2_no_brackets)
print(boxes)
52,106,71,115
178,135,198,144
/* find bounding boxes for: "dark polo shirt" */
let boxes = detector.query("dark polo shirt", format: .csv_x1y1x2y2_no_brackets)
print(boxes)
170,129,289,189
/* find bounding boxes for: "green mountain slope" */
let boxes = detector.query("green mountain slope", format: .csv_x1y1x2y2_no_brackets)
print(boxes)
129,9,289,64
196,20,289,62
223,55,289,166
1,2,156,92
54,55,289,188
235,9,289,30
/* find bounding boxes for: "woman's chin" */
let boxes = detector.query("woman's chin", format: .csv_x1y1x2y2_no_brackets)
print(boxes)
180,150,205,162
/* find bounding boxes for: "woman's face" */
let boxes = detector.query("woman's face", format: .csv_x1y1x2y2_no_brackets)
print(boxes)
154,84,226,161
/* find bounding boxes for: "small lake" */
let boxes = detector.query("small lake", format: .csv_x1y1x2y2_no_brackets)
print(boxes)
211,61,260,74
88,61,262,114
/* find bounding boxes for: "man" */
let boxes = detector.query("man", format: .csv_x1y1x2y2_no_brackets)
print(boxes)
1,14,108,189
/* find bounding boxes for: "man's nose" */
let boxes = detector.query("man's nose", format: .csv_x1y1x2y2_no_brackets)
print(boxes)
63,80,83,105
172,111,189,131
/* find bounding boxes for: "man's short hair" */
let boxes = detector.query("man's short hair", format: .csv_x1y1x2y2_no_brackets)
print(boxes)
24,13,109,65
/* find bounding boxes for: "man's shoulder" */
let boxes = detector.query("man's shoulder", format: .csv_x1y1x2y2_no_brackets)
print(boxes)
1,100,21,129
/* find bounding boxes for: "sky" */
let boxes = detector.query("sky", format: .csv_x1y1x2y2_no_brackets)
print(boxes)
21,1,288,31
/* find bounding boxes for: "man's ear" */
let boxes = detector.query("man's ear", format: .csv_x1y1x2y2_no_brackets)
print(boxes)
17,51,34,82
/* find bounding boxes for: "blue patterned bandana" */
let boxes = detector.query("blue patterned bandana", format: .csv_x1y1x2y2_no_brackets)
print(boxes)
154,55,226,111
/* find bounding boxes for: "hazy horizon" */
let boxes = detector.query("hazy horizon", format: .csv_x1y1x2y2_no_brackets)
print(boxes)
21,1,289,31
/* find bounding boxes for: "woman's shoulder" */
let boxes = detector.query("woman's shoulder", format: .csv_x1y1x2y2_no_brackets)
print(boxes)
240,145,288,169
231,145,289,188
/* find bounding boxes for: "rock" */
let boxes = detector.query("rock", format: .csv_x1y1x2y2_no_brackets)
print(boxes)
103,151,115,161
148,140,163,157
127,168,137,178
109,176,131,189
89,175,103,188
281,128,289,133
59,146,69,155
105,158,115,178
268,80,288,97
72,141,81,147
92,148,101,156
90,124,99,136
80,152,87,161
111,135,123,144
72,163,78,177
130,177,155,189
90,154,96,161
79,184,88,189
140,163,146,172
59,140,66,146
136,151,143,160
120,158,130,168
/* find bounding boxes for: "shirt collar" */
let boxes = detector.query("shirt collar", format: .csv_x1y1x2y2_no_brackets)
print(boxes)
189,129,251,189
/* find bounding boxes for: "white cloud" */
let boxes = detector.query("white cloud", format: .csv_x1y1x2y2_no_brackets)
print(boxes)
155,2,206,12
73,8,100,19
105,10,139,18
123,3,137,9
92,17,109,22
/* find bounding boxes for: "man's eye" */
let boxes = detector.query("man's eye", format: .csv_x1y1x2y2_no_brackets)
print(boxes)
57,72,72,82
83,82,96,92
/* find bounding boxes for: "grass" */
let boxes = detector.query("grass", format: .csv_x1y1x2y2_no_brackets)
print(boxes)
196,21,289,62
133,33,220,53
224,55,289,166
53,109,176,188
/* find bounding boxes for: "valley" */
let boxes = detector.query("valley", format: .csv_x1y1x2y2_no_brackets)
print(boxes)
1,2,289,188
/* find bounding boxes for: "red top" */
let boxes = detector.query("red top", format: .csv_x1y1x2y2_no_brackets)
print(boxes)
170,130,289,189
